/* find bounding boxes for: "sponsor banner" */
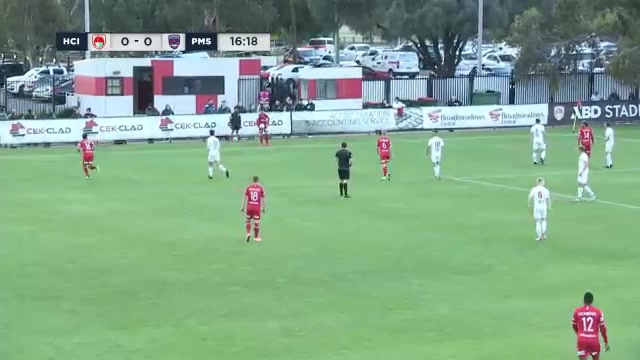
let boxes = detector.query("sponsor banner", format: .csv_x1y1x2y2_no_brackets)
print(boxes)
291,109,397,133
0,113,292,145
549,101,640,124
0,119,82,144
423,104,548,129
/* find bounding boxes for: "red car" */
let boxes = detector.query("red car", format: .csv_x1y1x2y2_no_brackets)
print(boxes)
362,66,390,80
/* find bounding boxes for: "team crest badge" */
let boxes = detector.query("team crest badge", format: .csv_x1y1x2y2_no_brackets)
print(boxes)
553,106,565,121
92,34,106,50
168,35,181,50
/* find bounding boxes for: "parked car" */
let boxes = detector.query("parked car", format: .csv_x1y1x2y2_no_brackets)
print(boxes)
6,65,69,96
341,43,371,62
296,48,322,64
33,79,74,104
0,61,25,86
270,64,305,87
307,37,336,55
363,51,420,78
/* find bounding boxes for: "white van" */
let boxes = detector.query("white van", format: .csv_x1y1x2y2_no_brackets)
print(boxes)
369,51,420,78
308,37,336,55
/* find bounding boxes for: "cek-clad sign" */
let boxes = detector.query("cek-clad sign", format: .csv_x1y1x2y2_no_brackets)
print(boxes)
549,100,640,124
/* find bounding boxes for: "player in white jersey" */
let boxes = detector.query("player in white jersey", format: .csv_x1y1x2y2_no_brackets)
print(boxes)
576,145,596,201
528,177,551,241
206,130,230,179
426,131,444,179
530,118,546,165
604,122,615,168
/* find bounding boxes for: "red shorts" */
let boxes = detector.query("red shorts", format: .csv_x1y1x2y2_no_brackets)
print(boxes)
379,153,390,162
577,338,601,358
83,152,94,164
246,207,261,220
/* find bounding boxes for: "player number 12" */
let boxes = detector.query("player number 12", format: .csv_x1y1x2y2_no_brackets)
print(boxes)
582,317,594,331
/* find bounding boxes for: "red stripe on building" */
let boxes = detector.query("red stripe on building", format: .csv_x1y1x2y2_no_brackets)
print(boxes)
337,79,362,99
151,60,174,95
307,80,317,100
196,95,218,114
74,75,105,96
238,59,261,76
123,77,134,96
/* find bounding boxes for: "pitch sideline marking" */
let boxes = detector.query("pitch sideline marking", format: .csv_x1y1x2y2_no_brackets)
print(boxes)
449,176,640,210
457,167,640,180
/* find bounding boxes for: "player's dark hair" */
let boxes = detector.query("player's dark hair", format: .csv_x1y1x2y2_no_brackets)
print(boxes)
535,118,541,124
579,145,585,152
584,292,594,305
341,142,347,148
209,130,215,136
583,121,588,127
253,176,259,182
433,130,438,134
605,122,610,127
82,133,87,139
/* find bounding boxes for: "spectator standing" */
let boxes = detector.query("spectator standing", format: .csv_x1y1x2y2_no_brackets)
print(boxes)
202,100,216,114
284,97,295,112
392,97,405,117
590,92,603,101
259,88,270,109
8,109,19,120
161,105,174,116
229,107,242,140
608,89,620,101
83,107,97,118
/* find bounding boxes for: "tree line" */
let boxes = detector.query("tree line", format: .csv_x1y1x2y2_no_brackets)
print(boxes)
1,0,640,85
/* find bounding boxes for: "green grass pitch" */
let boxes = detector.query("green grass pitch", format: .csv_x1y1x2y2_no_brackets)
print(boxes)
1,127,639,360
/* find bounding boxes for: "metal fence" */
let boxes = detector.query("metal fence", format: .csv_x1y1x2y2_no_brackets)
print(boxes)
1,76,73,118
364,72,639,105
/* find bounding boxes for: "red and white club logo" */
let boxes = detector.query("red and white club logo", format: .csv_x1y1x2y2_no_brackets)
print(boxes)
92,34,106,50
427,110,442,122
489,108,502,121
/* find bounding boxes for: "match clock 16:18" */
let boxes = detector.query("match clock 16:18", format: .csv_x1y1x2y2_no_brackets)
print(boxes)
217,33,271,52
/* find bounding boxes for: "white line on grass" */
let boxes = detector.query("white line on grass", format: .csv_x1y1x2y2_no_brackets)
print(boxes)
449,176,640,210
457,167,640,180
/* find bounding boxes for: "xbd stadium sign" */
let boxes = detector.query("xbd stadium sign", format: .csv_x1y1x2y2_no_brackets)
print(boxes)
549,100,640,123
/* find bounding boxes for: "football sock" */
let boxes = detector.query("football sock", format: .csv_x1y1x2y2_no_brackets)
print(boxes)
382,165,388,177
343,183,349,196
208,167,214,177
265,135,269,145
259,135,264,144
542,220,547,235
577,187,584,198
606,153,612,166
584,186,595,197
254,223,260,238
435,164,441,177
83,166,89,177
339,183,344,196
245,221,251,234
533,153,538,162
541,150,546,160
535,222,542,238
218,164,227,172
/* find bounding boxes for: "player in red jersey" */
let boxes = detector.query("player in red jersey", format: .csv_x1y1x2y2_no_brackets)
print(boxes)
257,111,270,146
241,176,266,242
572,292,610,360
376,131,392,181
578,121,595,157
77,133,99,179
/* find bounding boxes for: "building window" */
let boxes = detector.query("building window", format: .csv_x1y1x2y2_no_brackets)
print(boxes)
162,76,225,95
316,79,337,99
106,77,123,96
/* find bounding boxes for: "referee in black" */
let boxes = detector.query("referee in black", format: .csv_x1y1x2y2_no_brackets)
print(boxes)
335,142,352,198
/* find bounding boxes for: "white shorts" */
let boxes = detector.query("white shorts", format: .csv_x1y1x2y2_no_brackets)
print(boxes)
577,173,588,184
208,152,221,163
431,154,441,164
533,207,547,221
605,143,614,153
533,141,546,151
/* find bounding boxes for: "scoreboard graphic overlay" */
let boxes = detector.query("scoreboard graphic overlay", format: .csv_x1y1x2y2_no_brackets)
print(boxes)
56,33,271,52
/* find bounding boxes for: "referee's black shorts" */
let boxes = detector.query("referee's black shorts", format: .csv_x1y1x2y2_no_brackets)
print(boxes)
338,168,350,180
